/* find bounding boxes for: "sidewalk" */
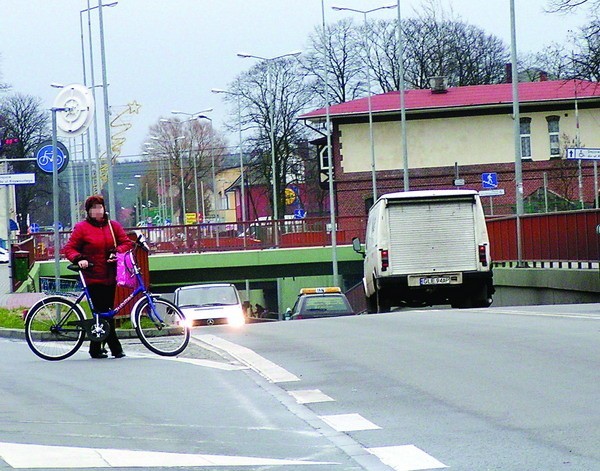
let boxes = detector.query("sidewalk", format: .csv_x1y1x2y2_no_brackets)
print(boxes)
0,264,44,310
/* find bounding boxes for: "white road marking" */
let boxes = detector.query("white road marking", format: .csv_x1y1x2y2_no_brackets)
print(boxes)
289,389,335,404
0,442,332,468
368,445,447,471
319,413,381,432
195,334,300,383
492,309,600,320
126,351,247,371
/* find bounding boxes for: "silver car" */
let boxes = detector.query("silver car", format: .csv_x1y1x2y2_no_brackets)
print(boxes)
173,283,245,326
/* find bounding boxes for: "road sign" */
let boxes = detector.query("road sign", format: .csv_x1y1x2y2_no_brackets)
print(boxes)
29,223,40,233
480,189,505,197
566,148,600,160
0,173,35,185
294,209,306,219
35,140,69,174
482,172,498,189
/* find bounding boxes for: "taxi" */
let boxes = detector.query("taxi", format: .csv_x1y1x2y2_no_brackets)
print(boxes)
287,287,355,320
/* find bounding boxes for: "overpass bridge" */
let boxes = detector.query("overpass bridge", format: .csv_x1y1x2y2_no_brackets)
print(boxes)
14,209,600,312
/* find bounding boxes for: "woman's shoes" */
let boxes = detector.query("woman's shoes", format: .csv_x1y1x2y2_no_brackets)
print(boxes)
90,353,108,359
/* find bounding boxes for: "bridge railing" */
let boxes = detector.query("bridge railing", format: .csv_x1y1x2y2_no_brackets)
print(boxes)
19,215,368,261
19,209,600,264
486,208,600,263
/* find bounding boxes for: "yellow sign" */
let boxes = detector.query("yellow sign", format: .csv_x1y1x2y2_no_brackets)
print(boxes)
285,188,296,205
185,212,198,225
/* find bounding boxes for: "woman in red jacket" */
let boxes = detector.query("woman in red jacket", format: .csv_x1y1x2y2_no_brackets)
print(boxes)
63,195,134,359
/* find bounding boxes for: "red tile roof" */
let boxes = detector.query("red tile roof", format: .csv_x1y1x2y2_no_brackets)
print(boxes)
299,79,600,120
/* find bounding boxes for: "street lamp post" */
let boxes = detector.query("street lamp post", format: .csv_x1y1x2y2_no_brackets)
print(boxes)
80,1,117,195
237,50,301,246
332,4,396,203
97,0,117,219
171,110,213,223
211,88,246,223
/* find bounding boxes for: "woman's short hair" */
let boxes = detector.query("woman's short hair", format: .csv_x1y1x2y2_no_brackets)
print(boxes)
85,194,105,212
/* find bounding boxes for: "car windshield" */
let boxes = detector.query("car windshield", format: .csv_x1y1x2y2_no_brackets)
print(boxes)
303,295,349,312
178,286,239,307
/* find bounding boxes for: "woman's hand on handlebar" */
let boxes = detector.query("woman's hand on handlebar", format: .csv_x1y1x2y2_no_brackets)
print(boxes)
78,260,89,270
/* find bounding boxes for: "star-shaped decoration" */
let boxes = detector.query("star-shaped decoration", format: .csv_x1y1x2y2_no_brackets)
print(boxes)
127,100,142,114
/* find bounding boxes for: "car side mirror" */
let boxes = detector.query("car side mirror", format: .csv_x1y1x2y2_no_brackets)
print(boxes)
352,237,365,257
285,307,292,320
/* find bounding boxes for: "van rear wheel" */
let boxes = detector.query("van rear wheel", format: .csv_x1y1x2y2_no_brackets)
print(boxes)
376,288,391,313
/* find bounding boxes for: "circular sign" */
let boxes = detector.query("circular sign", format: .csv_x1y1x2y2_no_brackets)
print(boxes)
53,84,95,137
285,188,297,205
35,140,70,174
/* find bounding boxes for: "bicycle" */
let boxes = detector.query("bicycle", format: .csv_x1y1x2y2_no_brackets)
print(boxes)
24,231,191,361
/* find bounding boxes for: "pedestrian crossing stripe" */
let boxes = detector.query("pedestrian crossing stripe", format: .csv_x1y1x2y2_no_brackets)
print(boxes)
0,442,332,468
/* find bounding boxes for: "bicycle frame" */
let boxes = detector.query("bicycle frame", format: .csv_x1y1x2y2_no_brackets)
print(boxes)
73,249,165,331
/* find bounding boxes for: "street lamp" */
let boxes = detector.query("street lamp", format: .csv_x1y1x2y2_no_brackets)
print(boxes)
237,50,301,245
332,4,396,202
97,0,118,219
170,110,213,224
150,134,176,222
79,1,117,196
211,88,246,223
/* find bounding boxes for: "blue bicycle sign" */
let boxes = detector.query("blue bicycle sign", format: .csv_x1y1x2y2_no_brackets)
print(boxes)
35,140,69,174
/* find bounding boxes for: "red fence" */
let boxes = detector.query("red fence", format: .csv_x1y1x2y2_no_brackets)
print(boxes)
486,209,600,262
18,210,600,264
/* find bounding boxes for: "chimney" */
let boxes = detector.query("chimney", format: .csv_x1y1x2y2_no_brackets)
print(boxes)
505,63,512,83
539,70,548,81
429,76,448,94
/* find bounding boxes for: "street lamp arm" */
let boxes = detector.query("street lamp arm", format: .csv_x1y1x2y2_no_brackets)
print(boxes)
332,4,397,14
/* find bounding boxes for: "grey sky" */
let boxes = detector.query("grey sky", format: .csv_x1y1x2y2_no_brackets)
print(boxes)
0,0,589,161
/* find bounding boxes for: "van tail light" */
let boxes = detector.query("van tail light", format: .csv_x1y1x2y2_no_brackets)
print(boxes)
478,244,488,266
380,249,389,271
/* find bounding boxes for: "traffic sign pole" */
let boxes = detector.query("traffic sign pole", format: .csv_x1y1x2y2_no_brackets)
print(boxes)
51,107,69,288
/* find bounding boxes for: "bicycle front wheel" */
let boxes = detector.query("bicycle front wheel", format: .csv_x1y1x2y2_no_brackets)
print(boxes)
134,297,190,356
25,296,86,361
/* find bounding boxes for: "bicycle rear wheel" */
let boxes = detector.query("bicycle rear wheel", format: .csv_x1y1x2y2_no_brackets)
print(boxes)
134,297,190,356
25,296,86,361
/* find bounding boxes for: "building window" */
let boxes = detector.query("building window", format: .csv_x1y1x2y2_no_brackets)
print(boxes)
520,117,532,160
319,145,330,171
546,115,561,157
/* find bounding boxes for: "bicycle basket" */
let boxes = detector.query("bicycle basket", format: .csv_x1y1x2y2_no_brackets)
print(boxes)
39,277,82,296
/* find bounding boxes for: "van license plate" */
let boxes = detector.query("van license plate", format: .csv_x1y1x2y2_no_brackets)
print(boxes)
420,277,450,285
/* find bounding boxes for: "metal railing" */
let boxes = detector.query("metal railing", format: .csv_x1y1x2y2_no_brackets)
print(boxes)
17,209,600,265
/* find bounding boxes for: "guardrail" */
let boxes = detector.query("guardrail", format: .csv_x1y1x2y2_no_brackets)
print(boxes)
16,209,600,265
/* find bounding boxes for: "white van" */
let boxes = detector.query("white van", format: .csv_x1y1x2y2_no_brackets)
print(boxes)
353,189,494,312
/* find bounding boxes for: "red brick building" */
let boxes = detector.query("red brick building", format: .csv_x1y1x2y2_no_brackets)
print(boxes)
300,79,600,236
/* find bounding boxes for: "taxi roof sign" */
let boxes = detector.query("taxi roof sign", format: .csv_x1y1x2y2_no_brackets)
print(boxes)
299,287,342,295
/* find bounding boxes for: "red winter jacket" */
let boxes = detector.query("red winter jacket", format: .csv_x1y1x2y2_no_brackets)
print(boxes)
63,217,134,286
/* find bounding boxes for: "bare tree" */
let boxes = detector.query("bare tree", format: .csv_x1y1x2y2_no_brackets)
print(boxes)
143,118,227,222
547,0,600,12
301,18,363,105
228,57,312,218
0,94,52,233
398,7,509,89
572,19,600,80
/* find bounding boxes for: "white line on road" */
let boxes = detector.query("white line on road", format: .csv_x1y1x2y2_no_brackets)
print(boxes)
195,334,300,383
319,413,381,432
126,351,248,371
368,445,447,471
0,442,333,468
492,309,600,320
289,389,335,404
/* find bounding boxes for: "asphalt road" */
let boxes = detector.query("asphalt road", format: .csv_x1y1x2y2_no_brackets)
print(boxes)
2,303,599,470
